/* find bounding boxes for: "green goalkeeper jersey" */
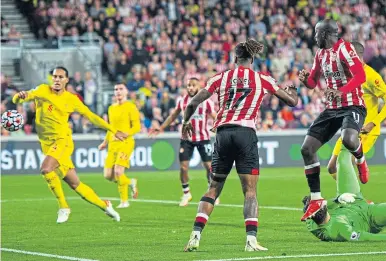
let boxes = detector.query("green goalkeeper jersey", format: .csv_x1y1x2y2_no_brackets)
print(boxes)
306,198,386,242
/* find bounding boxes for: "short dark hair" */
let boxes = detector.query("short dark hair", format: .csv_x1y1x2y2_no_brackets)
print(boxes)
302,196,328,225
53,66,69,77
188,77,199,81
351,42,364,56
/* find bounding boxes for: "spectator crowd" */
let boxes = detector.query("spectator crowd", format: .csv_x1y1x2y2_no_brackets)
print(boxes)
3,0,386,136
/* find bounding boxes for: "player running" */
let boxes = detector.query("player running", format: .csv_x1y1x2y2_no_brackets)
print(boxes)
298,19,369,221
303,147,386,241
182,39,298,252
98,84,140,208
149,78,217,207
327,42,386,179
12,67,126,223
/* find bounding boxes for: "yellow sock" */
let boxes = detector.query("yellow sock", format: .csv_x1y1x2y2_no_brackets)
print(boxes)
43,171,69,209
117,174,130,203
75,182,107,210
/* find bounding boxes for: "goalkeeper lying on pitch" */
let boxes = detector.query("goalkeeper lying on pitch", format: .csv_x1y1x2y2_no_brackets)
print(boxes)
303,147,386,241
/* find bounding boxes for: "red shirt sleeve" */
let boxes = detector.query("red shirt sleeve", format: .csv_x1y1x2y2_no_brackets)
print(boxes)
338,42,366,93
260,73,280,94
307,49,322,89
204,73,223,94
175,97,182,110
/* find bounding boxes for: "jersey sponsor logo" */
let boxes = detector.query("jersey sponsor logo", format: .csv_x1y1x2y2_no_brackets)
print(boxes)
322,63,342,79
375,79,380,86
350,231,360,240
349,50,358,59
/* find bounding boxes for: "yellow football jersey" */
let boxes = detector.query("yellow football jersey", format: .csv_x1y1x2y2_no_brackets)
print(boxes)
362,64,386,136
106,100,140,142
13,84,116,142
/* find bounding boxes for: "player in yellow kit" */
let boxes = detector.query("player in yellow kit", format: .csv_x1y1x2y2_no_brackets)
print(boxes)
13,67,128,223
98,84,140,208
327,42,386,183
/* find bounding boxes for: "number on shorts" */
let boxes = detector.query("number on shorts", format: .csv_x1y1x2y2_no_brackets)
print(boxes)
352,112,360,124
225,88,252,110
204,144,212,156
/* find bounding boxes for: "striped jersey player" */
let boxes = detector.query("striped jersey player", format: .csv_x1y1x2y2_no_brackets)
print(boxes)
180,39,298,252
149,77,216,207
298,19,369,222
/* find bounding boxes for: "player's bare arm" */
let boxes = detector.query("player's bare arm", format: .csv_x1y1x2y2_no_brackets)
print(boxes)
274,85,299,107
149,107,182,137
182,89,212,138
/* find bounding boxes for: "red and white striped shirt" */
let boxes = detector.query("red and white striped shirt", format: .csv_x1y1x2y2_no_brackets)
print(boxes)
308,38,366,109
205,66,279,131
177,95,214,142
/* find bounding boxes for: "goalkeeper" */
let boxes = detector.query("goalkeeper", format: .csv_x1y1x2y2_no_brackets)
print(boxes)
303,147,386,241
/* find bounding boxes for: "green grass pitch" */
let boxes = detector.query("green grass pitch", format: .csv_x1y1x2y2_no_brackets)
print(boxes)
1,166,385,261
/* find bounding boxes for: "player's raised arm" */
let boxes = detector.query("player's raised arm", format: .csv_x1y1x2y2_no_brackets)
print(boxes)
338,43,366,93
260,74,298,107
73,96,127,141
299,51,321,90
366,75,386,132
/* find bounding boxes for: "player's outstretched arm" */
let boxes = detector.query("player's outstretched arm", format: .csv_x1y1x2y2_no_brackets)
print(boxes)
274,85,299,107
362,76,386,134
12,85,45,104
74,97,127,141
149,107,181,137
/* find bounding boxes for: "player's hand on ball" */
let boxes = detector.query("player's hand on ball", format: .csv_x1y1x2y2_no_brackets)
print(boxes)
337,193,356,204
298,70,310,83
148,128,161,138
17,91,28,99
182,121,193,139
98,142,107,150
361,122,375,134
114,131,128,141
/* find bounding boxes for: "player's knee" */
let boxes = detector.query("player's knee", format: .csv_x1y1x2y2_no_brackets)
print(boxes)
342,135,358,151
300,144,313,159
40,167,51,175
180,164,188,174
67,180,79,190
244,190,256,199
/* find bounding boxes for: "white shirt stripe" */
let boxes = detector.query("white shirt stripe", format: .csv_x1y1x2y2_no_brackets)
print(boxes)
232,68,250,121
304,162,321,169
219,68,239,125
246,72,262,119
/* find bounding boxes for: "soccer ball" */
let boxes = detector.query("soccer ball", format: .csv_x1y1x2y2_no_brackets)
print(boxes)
1,110,24,132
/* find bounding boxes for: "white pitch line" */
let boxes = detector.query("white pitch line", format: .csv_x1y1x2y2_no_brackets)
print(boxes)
0,248,99,261
194,251,386,261
0,197,301,211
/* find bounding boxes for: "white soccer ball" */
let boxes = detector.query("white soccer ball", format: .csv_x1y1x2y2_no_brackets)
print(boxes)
1,110,24,132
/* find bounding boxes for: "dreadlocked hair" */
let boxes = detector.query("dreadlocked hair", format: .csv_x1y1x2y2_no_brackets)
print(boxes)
235,38,264,60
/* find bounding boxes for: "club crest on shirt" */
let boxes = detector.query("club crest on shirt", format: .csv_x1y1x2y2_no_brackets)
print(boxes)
349,50,358,59
48,104,53,112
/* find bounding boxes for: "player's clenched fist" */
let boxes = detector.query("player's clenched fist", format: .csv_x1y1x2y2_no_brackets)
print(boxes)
17,91,28,99
298,70,310,83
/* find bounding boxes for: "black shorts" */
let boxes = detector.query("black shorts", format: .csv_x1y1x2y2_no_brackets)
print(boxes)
307,105,366,144
212,125,259,175
179,140,212,162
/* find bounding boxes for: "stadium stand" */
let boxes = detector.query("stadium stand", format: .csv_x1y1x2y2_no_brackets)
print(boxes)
1,0,385,136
